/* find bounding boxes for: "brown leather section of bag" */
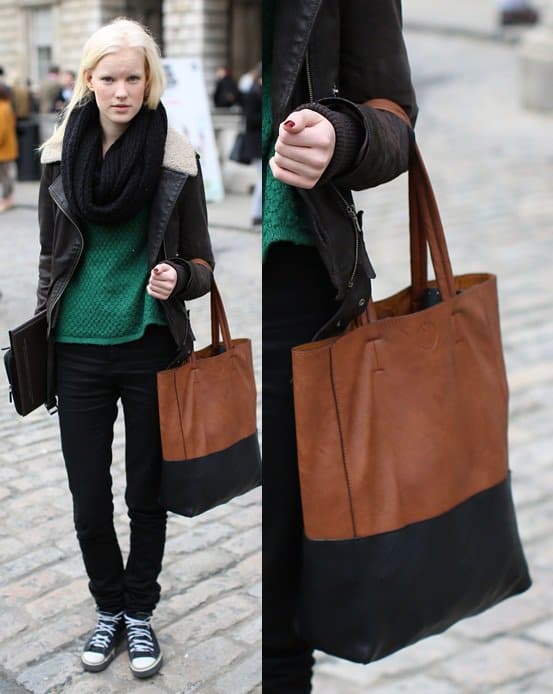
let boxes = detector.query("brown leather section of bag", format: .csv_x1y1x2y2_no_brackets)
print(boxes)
292,99,510,541
157,276,258,461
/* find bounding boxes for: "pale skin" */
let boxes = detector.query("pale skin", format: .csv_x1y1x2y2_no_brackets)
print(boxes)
269,109,337,189
85,46,177,299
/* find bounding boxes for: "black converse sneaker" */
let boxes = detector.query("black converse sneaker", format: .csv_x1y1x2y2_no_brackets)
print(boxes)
81,610,124,672
124,613,163,678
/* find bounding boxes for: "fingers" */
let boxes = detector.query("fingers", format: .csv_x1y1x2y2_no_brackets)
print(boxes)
281,109,324,134
271,152,324,185
147,284,172,299
277,128,335,150
269,156,318,190
278,109,334,147
148,263,177,300
272,109,336,189
278,120,333,148
146,285,171,299
152,262,173,275
274,140,331,171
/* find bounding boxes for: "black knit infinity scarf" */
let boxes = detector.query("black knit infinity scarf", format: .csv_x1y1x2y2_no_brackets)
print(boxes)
61,99,168,225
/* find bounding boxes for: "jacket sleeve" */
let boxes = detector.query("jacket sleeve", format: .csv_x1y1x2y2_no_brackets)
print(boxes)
313,0,417,191
36,164,56,313
165,158,215,301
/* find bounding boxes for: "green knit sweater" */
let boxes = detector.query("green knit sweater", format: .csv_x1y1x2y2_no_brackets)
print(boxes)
55,205,167,345
262,0,313,261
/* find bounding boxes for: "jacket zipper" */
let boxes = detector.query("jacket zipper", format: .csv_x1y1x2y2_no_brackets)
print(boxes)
47,192,84,338
305,48,314,102
306,49,339,102
305,48,359,289
332,185,361,288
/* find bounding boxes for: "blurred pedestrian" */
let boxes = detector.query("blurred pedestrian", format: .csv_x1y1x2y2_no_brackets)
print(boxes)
59,69,76,108
497,0,539,25
0,66,15,112
37,17,213,679
213,66,240,108
38,65,63,113
0,83,18,213
238,62,260,95
263,0,416,690
11,76,33,120
241,67,262,225
0,66,12,97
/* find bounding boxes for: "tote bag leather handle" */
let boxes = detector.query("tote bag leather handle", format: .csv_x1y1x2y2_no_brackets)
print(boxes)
364,99,456,305
189,259,233,360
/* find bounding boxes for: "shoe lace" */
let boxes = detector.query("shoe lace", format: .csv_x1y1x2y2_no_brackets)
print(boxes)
88,611,123,650
125,615,154,655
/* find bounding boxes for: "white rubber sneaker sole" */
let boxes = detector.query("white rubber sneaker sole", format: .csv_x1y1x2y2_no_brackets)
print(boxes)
81,647,116,673
129,653,163,679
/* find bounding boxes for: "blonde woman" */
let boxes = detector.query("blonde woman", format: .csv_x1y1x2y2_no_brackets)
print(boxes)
37,18,213,677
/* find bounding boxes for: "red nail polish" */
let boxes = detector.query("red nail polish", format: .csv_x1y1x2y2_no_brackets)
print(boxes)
284,120,295,128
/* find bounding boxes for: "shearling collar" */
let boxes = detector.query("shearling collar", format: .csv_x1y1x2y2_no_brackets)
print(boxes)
40,125,198,176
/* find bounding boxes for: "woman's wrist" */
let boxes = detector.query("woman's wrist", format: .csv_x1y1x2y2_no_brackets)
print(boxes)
294,101,365,185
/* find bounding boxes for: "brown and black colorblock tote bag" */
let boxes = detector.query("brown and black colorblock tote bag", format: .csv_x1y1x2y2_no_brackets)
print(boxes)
157,272,261,517
291,99,531,664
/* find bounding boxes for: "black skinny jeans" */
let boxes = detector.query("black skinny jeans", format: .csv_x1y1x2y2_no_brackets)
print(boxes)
263,243,337,694
55,325,176,615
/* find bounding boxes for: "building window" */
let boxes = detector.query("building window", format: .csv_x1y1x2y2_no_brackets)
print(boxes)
30,6,53,82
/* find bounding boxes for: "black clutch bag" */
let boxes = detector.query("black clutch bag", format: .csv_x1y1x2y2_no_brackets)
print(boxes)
3,311,49,416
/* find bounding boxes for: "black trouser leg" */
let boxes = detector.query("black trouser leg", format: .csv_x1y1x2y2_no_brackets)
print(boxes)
114,327,175,614
262,243,336,693
56,341,124,613
56,326,175,615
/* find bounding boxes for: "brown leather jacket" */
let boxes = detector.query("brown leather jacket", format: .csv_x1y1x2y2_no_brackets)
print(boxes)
37,127,214,408
271,0,418,338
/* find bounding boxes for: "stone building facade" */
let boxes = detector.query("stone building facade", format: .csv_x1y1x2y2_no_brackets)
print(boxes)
0,0,259,97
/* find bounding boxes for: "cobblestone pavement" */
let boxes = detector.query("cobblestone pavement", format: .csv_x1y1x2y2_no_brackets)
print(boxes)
313,26,553,694
0,188,261,692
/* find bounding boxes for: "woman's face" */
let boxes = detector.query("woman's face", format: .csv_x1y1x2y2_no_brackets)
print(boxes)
86,47,147,134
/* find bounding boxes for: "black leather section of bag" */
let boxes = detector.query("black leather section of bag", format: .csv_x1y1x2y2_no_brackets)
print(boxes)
297,475,531,663
3,349,22,414
5,311,48,416
160,432,261,517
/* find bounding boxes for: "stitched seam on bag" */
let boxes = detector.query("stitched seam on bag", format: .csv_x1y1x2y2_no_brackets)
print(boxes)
329,348,357,537
173,370,188,460
368,338,384,372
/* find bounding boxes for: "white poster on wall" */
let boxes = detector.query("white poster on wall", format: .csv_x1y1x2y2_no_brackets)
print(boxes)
162,58,224,202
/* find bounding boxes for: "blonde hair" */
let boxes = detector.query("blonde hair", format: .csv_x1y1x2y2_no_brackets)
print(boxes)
41,17,165,151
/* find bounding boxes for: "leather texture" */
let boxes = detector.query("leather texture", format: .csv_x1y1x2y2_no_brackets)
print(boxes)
160,433,261,517
297,476,531,663
291,99,531,663
292,100,511,540
5,311,48,416
293,270,509,540
157,274,261,516
271,0,417,340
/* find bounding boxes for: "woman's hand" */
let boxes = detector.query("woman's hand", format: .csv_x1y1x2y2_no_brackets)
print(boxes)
269,109,336,189
147,263,177,300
